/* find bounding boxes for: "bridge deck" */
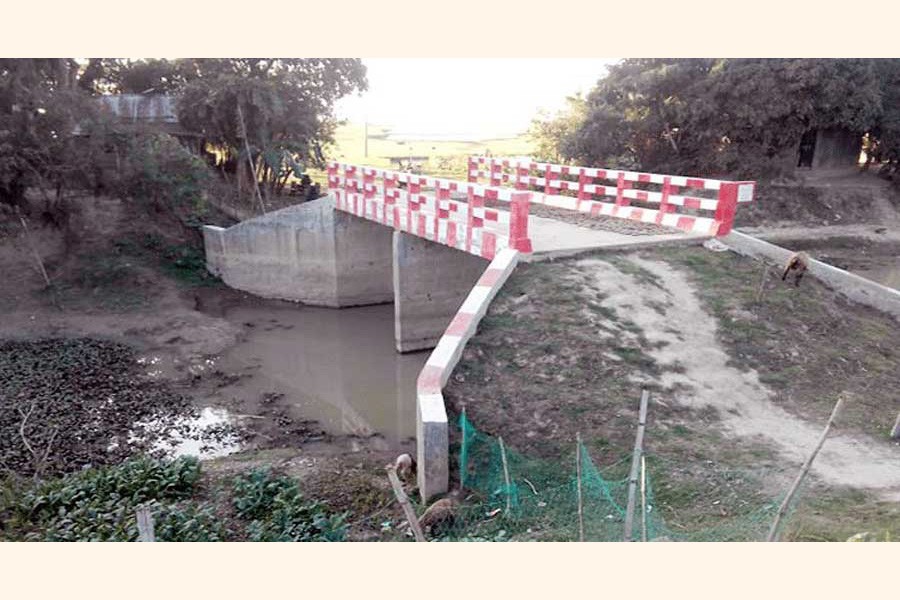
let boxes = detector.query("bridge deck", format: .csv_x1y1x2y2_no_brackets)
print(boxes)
526,213,708,259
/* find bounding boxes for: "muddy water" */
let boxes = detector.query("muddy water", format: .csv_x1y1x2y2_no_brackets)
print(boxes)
210,303,428,444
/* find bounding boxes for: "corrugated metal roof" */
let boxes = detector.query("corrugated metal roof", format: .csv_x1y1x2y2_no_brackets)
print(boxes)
96,94,178,123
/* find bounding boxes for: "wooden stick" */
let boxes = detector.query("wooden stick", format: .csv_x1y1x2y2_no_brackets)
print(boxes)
576,432,585,542
640,455,648,543
624,389,650,542
386,466,426,542
136,506,156,542
755,264,770,303
237,102,266,215
15,207,51,288
767,396,844,542
498,435,512,515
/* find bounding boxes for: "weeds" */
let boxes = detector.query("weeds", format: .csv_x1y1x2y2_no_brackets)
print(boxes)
0,458,347,542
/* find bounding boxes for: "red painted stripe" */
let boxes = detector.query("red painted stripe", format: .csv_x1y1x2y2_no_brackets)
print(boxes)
481,232,496,260
630,208,644,221
445,312,475,337
638,173,651,183
676,215,695,231
686,178,705,189
448,221,457,247
478,268,504,287
635,191,648,201
484,209,499,222
417,214,427,237
683,198,702,210
417,365,444,393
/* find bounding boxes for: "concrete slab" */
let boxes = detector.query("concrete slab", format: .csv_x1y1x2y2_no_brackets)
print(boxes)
526,214,708,260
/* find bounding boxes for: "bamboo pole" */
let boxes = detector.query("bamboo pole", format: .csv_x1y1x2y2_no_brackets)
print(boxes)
640,455,648,543
386,466,426,542
498,436,512,515
237,102,266,215
767,396,844,542
623,389,650,542
576,432,585,542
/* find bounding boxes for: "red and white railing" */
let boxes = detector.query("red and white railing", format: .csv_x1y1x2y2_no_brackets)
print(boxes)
327,162,533,259
467,156,755,236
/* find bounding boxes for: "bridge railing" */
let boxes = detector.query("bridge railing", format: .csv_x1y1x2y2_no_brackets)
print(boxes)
467,156,755,236
327,162,533,259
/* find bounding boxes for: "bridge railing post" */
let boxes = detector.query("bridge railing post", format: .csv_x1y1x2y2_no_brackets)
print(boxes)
715,182,739,236
509,191,533,253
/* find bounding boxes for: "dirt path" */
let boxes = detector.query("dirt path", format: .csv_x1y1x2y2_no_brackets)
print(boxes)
578,255,900,500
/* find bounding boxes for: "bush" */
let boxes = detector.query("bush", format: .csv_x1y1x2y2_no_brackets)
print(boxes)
114,133,211,215
232,468,348,542
1,458,348,541
6,456,203,541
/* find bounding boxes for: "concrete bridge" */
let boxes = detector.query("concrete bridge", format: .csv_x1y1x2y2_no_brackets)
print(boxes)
203,158,754,499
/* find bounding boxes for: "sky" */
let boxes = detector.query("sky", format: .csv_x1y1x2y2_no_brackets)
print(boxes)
334,58,615,140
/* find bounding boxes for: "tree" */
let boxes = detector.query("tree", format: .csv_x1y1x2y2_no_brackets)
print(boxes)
548,58,893,179
0,59,98,213
174,59,367,200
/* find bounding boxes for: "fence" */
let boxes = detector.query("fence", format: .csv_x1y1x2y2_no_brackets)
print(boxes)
328,162,533,259
467,156,755,236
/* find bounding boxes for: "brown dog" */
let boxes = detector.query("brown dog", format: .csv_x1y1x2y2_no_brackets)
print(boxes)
781,252,809,286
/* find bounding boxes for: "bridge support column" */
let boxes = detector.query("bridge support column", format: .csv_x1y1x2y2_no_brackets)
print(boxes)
392,231,488,353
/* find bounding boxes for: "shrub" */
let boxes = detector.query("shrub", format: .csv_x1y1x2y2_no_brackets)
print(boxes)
232,468,348,542
114,132,211,215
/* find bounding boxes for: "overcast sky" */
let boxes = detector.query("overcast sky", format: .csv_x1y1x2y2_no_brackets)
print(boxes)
334,58,615,139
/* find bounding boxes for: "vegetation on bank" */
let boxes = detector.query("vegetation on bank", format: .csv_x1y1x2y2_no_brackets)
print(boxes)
0,457,348,542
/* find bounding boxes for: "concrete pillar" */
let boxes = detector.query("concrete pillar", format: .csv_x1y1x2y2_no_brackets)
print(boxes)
392,231,488,353
333,211,394,306
202,225,226,276
417,392,449,500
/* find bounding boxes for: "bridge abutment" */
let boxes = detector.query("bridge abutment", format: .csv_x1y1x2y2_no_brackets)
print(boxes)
392,230,488,353
202,197,393,307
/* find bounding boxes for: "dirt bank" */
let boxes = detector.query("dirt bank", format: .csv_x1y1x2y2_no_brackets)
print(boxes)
0,195,413,540
444,246,900,540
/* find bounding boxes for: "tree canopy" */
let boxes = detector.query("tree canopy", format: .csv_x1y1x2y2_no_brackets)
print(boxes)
530,58,900,180
0,58,367,209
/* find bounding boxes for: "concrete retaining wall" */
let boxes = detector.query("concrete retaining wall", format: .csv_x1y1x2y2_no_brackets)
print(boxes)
722,231,900,321
202,196,393,307
415,248,520,500
393,231,489,353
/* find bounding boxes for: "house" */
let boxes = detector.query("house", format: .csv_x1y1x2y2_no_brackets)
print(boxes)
796,127,862,169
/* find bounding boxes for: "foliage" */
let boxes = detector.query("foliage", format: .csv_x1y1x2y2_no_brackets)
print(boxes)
0,59,101,211
113,132,211,213
2,457,203,541
232,468,348,542
533,59,899,180
175,59,367,199
528,94,588,163
1,458,349,542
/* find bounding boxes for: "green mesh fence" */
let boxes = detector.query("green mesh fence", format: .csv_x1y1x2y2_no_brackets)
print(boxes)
442,412,789,542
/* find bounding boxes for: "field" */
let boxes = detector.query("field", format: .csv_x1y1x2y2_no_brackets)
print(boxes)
312,123,536,182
